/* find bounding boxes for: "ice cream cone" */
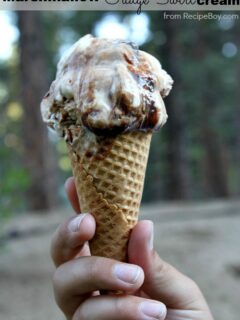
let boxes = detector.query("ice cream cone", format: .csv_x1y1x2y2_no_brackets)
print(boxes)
41,35,173,264
68,131,152,262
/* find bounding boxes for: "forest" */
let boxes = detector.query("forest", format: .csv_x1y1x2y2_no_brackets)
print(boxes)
0,11,239,218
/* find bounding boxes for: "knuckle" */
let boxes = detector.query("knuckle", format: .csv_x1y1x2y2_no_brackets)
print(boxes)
52,267,66,306
89,257,115,289
52,268,61,294
185,276,201,293
89,257,105,279
51,224,64,250
182,277,206,308
115,297,141,320
73,310,86,320
155,255,172,276
72,303,89,320
50,229,59,257
115,298,127,318
52,267,61,288
50,219,74,265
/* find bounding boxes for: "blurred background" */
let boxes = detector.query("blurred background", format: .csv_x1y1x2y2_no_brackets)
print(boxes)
0,11,240,320
1,11,240,214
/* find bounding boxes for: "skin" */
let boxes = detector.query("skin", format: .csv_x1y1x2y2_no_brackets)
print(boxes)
51,177,214,320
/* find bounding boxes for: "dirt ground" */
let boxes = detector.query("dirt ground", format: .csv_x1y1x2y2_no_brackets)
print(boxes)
0,200,240,320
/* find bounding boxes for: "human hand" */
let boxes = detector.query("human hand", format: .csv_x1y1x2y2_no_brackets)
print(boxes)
51,177,214,320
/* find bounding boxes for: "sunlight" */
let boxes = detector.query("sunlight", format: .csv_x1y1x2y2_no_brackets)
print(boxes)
94,13,150,46
95,14,129,40
6,102,23,121
222,42,238,58
0,12,19,60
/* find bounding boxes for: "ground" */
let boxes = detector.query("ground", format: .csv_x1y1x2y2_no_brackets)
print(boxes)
0,200,240,320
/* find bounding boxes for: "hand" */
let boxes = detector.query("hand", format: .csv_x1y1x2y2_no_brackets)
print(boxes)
51,177,214,320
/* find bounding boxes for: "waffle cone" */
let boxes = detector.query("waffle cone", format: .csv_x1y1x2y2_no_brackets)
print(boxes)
68,131,152,262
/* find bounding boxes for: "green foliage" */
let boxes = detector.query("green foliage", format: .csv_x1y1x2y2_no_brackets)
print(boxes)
0,168,30,218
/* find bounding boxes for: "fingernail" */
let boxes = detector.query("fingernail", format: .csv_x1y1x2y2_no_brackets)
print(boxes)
113,264,141,284
139,301,166,319
68,214,87,232
149,221,154,251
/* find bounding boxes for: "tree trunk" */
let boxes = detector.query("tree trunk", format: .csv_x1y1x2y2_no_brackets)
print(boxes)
234,30,240,195
18,12,58,211
201,122,229,198
195,28,229,198
160,18,192,200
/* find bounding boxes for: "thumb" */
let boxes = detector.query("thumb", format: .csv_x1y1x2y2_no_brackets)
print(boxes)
128,220,208,311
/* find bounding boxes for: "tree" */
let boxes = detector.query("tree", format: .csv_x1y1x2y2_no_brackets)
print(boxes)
233,22,240,195
193,23,230,198
18,12,58,211
150,16,192,200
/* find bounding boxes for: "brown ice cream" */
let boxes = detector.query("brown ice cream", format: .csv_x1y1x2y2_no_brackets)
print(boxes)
41,34,172,142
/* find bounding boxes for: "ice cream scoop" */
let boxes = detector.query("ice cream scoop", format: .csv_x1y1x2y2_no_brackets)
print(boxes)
41,35,173,262
41,34,172,140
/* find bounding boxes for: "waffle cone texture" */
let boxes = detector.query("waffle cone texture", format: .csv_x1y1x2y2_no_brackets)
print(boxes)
68,131,152,262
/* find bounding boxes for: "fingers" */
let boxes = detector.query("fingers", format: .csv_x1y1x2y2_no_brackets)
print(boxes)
51,213,96,267
73,295,167,320
65,177,81,213
53,256,145,318
128,221,209,311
